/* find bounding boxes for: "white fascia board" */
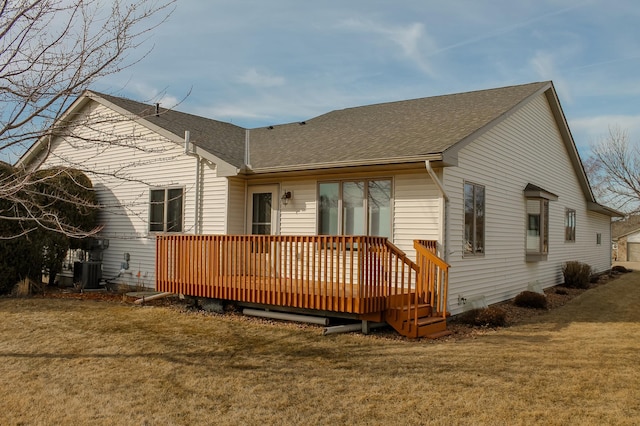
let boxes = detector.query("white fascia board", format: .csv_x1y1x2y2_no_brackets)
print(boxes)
247,154,443,174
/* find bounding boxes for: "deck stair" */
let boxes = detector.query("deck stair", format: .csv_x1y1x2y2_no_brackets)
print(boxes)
385,294,451,339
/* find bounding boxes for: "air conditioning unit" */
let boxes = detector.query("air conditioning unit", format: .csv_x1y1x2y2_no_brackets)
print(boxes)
73,261,102,289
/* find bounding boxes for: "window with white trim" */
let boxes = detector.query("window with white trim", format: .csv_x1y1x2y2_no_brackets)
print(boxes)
565,208,576,242
149,187,184,232
524,184,557,262
464,182,485,255
527,198,549,257
318,179,392,238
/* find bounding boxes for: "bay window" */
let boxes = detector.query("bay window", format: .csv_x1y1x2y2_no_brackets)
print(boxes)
524,184,557,261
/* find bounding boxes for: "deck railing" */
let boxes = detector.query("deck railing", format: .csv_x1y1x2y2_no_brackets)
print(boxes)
156,235,448,320
414,240,449,318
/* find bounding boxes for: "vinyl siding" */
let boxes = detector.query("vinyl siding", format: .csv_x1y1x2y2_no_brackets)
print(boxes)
272,172,443,256
199,163,227,235
279,181,317,236
443,93,612,314
393,172,442,255
227,177,246,234
40,100,229,289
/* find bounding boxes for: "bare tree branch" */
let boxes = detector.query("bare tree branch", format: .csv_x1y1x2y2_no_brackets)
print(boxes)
589,126,640,214
0,0,175,238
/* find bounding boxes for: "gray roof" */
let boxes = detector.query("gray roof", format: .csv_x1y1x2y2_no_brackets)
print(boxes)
247,81,550,170
90,82,550,172
92,92,247,168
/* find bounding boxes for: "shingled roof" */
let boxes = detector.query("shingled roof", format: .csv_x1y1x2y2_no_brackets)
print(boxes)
91,92,247,168
21,81,553,172
247,81,550,170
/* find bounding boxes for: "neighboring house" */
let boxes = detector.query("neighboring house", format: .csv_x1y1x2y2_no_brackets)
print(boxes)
613,228,640,262
18,81,620,326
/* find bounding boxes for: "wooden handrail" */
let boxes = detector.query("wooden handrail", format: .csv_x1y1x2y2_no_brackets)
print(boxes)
414,240,450,318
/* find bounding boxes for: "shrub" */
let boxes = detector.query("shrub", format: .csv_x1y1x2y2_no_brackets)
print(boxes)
514,291,547,309
457,306,507,327
562,261,592,289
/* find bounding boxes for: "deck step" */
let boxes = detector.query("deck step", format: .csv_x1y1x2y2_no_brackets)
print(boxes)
424,329,452,340
384,305,448,339
387,303,432,319
416,316,446,326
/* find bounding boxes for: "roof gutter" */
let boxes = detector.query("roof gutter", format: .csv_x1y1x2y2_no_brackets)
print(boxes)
247,154,443,174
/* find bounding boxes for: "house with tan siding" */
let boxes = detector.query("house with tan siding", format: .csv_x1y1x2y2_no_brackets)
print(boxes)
18,81,620,337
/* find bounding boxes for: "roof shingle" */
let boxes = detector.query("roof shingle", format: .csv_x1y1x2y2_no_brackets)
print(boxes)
247,81,549,170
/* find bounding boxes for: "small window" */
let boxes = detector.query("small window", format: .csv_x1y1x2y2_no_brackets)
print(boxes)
597,233,602,245
565,209,576,242
318,179,392,238
149,188,184,232
464,182,485,255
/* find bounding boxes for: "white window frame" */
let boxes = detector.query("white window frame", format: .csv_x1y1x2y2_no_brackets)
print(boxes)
149,187,185,233
565,208,576,242
317,178,393,238
524,185,557,262
526,198,549,261
464,181,485,257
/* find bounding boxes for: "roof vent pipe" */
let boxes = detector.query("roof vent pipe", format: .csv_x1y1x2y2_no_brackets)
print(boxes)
155,103,160,117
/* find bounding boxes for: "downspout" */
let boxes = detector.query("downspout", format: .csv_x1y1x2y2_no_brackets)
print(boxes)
243,130,251,234
425,160,448,260
184,130,201,234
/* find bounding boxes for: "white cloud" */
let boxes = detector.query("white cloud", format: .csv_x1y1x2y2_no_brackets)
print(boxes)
570,115,640,144
238,68,285,88
340,18,437,76
530,50,573,103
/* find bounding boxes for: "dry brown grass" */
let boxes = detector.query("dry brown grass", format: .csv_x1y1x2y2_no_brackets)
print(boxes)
1,272,639,425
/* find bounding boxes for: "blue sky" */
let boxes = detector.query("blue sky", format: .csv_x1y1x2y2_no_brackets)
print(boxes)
90,0,640,156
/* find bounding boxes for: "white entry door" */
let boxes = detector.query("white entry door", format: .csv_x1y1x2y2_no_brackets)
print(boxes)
247,185,279,235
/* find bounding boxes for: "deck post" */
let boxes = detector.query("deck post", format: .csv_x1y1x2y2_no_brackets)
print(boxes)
361,320,370,335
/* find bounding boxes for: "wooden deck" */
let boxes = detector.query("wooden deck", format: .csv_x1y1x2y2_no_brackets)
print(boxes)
156,235,449,338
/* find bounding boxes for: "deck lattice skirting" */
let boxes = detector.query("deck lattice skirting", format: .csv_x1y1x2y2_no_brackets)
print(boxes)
156,235,449,338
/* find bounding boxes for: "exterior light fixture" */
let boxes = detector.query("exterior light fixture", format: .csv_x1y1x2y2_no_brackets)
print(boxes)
281,191,292,206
